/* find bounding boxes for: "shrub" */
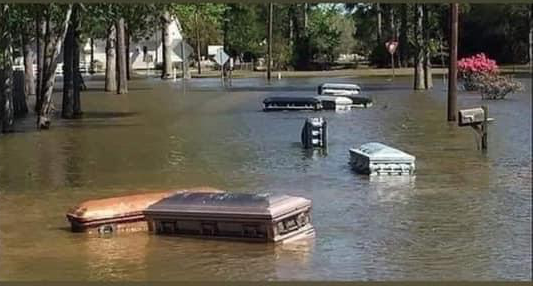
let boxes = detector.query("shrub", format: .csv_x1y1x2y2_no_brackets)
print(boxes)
473,73,523,100
458,53,498,91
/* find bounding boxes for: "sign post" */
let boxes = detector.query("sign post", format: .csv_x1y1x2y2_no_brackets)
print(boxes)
385,40,398,81
214,48,229,82
174,39,193,79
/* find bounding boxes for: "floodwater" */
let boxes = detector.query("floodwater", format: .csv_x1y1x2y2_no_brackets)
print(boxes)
0,73,531,281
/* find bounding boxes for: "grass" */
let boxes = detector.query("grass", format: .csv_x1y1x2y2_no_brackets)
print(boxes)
188,64,531,79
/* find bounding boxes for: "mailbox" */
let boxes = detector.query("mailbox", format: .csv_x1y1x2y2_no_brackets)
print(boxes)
458,108,485,126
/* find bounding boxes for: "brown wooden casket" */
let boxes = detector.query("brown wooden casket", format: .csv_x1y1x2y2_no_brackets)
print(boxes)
66,187,223,234
143,192,315,243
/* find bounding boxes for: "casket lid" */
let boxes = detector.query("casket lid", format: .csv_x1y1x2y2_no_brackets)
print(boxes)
66,187,223,222
350,142,415,162
144,192,311,219
319,83,361,91
263,97,320,104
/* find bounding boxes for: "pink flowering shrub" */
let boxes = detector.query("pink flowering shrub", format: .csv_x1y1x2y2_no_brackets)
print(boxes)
458,53,499,91
457,53,522,99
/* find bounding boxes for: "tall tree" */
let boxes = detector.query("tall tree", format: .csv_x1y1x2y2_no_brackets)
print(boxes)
62,15,75,118
376,3,383,44
172,4,225,74
423,4,433,89
0,4,15,133
399,4,409,67
35,10,46,112
105,24,116,91
61,4,82,118
37,4,73,129
161,10,173,79
529,4,533,69
413,4,425,90
115,17,128,94
72,14,82,117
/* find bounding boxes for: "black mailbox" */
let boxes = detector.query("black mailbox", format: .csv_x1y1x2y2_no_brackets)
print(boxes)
458,107,485,126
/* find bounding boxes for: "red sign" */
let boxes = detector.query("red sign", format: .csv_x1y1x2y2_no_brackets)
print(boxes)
385,41,398,55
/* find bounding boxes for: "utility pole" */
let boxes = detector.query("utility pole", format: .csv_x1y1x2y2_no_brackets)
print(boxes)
267,2,273,81
447,3,458,122
181,40,185,79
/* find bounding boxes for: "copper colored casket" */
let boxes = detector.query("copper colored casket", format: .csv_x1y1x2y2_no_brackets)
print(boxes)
143,192,315,243
66,187,223,234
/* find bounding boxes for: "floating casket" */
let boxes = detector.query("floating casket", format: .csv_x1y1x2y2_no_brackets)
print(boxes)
66,187,223,234
263,97,322,111
301,117,327,149
317,83,361,96
143,192,315,243
314,96,353,111
349,142,415,175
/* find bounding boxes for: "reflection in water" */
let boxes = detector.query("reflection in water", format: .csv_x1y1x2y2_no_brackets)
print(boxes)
84,233,150,281
0,75,530,280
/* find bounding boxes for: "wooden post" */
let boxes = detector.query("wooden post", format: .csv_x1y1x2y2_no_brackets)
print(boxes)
181,40,185,79
89,38,95,74
447,3,458,122
267,3,273,81
481,105,488,150
391,52,395,81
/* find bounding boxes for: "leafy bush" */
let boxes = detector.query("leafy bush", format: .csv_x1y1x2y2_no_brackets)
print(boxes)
473,73,523,99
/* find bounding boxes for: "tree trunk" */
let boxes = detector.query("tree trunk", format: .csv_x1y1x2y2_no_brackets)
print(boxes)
22,34,35,97
413,4,425,90
0,5,15,133
105,24,117,92
303,3,308,32
423,4,433,89
115,17,128,94
62,22,74,119
89,37,95,74
125,26,131,80
399,4,409,67
288,5,294,47
529,4,533,70
376,3,383,44
161,11,173,79
35,15,46,113
37,4,73,129
195,12,202,75
72,8,82,117
389,5,396,40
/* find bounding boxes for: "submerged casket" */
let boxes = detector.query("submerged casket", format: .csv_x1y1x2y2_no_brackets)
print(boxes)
66,187,223,234
317,83,361,96
301,117,327,149
344,96,373,108
143,192,315,243
314,96,353,111
263,97,322,111
349,142,415,175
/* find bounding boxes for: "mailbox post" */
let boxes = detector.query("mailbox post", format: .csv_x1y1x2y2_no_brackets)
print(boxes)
458,105,492,151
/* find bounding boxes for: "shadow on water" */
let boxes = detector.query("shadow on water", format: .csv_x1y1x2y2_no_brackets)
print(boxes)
79,111,139,119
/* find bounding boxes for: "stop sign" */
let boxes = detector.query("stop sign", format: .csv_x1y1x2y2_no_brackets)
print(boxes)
385,41,398,55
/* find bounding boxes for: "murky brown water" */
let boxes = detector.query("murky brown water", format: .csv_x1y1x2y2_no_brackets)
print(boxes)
0,73,531,281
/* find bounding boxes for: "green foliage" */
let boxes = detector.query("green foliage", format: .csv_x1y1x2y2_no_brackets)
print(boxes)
171,3,226,55
307,7,342,63
223,4,266,61
460,4,530,64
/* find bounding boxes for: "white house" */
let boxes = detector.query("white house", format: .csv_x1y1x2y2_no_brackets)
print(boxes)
82,18,185,72
13,19,187,75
